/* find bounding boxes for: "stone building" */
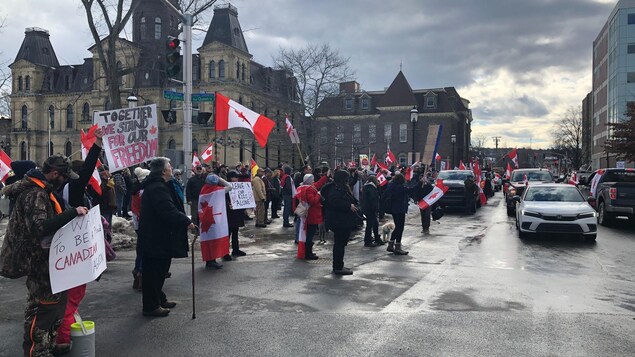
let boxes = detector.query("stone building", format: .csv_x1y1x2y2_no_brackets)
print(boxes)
8,2,303,169
313,71,472,168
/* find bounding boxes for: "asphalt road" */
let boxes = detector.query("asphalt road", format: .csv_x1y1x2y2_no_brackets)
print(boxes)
1,194,634,356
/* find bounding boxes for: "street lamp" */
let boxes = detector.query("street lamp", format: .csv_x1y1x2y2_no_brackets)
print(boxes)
451,134,456,168
410,106,418,163
127,93,138,108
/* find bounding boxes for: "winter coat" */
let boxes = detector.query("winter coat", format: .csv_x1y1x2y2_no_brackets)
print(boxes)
361,182,379,214
295,184,323,225
263,176,274,201
138,175,192,259
252,175,266,202
323,182,357,231
271,177,281,196
464,178,479,199
99,178,117,212
226,192,245,229
384,181,418,215
185,174,206,202
281,174,293,196
170,178,185,202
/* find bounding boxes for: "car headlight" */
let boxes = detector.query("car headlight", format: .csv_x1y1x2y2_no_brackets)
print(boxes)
521,210,541,218
577,211,597,219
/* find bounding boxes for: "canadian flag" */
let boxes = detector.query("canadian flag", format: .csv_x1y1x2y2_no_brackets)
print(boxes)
377,162,389,172
568,171,578,186
473,159,487,205
192,152,201,170
405,162,419,181
435,153,441,161
590,169,605,198
80,125,102,196
297,217,308,259
215,92,276,148
201,143,214,162
459,160,466,170
285,115,294,135
376,173,388,186
418,179,449,210
507,148,519,168
385,149,396,165
0,149,13,183
198,183,230,261
505,163,512,179
370,154,377,168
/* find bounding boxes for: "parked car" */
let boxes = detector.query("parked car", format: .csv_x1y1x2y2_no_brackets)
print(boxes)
513,183,597,242
505,169,555,216
436,170,480,210
587,168,635,226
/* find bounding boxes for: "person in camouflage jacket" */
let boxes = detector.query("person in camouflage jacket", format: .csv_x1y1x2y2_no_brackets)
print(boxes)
2,155,88,357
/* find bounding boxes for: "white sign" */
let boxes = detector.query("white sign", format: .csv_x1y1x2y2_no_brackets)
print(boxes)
228,182,256,209
616,161,625,169
93,104,159,172
49,206,106,294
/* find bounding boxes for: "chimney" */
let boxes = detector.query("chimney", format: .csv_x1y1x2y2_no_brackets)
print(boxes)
339,81,360,94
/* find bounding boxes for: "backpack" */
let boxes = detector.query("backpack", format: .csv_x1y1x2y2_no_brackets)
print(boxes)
381,189,394,215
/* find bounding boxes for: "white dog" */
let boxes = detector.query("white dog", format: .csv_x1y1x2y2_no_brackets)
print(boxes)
380,222,395,242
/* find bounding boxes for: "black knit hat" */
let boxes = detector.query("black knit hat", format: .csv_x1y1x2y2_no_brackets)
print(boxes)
5,160,37,185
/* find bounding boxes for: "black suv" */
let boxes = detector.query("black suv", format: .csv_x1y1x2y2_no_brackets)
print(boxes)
437,170,479,210
505,168,555,216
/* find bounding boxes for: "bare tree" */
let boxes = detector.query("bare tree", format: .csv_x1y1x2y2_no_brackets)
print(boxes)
605,102,635,162
552,106,583,170
471,134,489,149
272,43,355,155
80,0,216,109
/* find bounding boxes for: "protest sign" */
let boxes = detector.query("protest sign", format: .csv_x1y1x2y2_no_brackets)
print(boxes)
93,104,159,172
49,206,106,294
228,182,256,209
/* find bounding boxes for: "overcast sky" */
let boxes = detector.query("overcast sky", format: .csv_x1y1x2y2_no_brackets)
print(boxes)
0,0,617,148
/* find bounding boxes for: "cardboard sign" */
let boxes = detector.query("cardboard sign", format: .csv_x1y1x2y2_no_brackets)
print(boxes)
93,104,159,172
228,182,256,209
49,206,106,294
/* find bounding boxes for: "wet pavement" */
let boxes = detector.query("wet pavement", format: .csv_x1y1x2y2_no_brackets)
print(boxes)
1,194,634,356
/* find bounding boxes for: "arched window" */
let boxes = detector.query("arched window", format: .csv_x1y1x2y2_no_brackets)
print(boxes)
208,61,215,79
242,63,246,81
17,76,23,91
140,17,146,39
66,104,74,129
219,60,225,78
236,60,240,79
21,105,28,129
104,100,111,111
49,142,54,156
82,103,90,122
154,17,162,40
168,139,176,150
20,141,27,160
192,139,199,155
25,76,31,91
49,105,55,129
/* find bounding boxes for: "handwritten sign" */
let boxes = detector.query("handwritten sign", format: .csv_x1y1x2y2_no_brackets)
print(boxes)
49,206,106,294
228,182,256,209
93,104,159,172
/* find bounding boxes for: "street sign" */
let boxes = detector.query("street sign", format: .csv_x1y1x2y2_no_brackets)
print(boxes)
163,90,184,101
191,93,215,103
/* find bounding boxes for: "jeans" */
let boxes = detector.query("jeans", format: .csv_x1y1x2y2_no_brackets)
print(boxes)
282,195,292,225
364,211,379,243
391,213,406,243
142,257,172,312
332,227,351,270
116,192,125,216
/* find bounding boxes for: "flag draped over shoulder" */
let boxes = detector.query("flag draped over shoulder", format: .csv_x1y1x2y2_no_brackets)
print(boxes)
198,184,230,261
215,92,276,148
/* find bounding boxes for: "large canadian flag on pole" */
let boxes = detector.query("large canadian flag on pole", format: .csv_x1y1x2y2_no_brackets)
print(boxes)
0,149,13,183
215,92,276,148
198,184,230,261
418,179,449,210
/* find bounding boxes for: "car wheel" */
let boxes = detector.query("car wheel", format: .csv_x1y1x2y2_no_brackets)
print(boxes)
584,234,597,243
506,206,515,217
598,202,613,227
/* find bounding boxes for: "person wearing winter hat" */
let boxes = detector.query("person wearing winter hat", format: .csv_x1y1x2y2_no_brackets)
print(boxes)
293,172,329,259
2,160,37,216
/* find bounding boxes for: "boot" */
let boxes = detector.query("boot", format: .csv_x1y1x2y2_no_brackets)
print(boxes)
374,237,386,246
386,240,395,252
305,243,319,260
393,243,409,255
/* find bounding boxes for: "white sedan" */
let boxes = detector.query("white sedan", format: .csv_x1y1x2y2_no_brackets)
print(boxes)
513,184,597,242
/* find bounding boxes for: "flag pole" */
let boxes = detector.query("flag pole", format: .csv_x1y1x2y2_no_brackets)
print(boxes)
191,227,199,319
296,143,305,166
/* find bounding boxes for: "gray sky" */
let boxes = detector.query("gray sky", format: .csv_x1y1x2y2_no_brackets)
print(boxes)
0,0,617,148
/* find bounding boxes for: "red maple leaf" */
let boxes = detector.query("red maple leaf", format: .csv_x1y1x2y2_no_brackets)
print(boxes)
205,149,212,155
235,110,253,127
198,200,222,233
149,125,157,135
428,192,439,200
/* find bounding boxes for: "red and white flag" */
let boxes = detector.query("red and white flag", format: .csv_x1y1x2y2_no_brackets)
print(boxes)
201,142,214,162
507,148,519,168
80,125,102,196
435,153,441,161
405,162,419,181
418,179,449,210
377,162,389,172
285,115,294,136
0,150,13,183
505,163,512,179
376,173,388,186
370,154,377,168
568,172,578,186
590,170,605,198
385,149,396,165
198,184,230,261
473,159,487,205
215,92,276,148
459,160,466,170
297,217,307,259
192,152,201,169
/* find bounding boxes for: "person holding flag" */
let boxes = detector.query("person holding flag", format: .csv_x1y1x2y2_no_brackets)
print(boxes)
199,173,233,269
383,173,424,255
418,173,435,234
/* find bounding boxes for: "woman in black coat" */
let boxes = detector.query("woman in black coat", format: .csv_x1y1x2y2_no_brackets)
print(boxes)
138,157,194,317
225,170,246,259
384,173,423,255
362,175,383,247
323,170,358,275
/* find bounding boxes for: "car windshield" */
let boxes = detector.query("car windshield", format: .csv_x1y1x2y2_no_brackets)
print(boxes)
603,170,635,183
511,171,553,182
523,186,585,202
437,171,471,180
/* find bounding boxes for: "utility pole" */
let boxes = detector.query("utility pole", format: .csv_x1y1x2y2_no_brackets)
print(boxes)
492,136,501,168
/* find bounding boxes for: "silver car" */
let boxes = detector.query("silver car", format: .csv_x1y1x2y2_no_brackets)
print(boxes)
513,184,597,242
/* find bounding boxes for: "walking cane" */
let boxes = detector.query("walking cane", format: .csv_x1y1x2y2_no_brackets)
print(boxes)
191,226,199,320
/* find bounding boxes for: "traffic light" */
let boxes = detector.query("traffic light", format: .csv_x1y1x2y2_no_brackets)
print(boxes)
166,36,181,77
